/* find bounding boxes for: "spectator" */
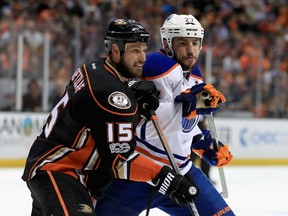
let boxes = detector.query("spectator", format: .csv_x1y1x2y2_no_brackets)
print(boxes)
0,0,287,118
22,78,42,112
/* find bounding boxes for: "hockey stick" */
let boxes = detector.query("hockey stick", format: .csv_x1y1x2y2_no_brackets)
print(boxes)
206,113,229,198
149,110,200,216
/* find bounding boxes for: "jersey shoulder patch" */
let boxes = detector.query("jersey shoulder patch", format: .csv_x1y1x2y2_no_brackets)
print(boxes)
108,91,131,110
82,59,137,115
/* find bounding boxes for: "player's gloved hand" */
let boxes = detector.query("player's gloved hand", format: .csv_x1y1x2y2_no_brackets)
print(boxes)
129,80,160,120
174,83,226,118
174,86,199,119
192,130,233,167
200,83,226,108
152,166,198,204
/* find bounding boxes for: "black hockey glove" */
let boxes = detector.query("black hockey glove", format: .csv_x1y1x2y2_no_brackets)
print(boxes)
129,80,160,119
152,166,198,204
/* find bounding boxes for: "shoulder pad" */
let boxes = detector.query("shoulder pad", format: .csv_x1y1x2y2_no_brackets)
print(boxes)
142,52,178,78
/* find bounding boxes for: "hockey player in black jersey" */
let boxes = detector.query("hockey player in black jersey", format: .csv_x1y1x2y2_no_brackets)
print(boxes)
22,18,199,216
95,15,235,216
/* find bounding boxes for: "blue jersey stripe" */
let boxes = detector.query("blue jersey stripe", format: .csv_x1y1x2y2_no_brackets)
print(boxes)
136,136,187,161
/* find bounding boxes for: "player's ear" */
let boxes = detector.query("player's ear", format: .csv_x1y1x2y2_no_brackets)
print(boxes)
111,44,120,54
111,44,120,63
163,39,172,57
163,39,169,50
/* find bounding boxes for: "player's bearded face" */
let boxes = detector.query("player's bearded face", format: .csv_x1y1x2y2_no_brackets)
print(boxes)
120,43,147,78
172,37,200,71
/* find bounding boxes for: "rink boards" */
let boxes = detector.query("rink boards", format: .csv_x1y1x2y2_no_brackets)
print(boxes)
0,112,288,167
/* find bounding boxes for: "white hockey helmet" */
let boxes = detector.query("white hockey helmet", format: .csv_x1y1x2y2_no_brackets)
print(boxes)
160,14,204,57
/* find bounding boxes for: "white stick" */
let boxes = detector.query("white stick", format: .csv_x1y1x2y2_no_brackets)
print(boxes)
150,110,200,216
206,113,229,198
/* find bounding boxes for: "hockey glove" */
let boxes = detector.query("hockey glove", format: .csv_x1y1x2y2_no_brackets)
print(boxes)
130,80,160,119
152,166,198,204
192,130,233,167
174,83,226,118
174,85,201,119
198,83,226,108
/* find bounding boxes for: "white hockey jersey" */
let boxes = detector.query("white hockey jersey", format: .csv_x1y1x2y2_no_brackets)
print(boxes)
136,51,203,175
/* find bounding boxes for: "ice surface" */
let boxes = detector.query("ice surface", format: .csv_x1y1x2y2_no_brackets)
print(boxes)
1,166,288,216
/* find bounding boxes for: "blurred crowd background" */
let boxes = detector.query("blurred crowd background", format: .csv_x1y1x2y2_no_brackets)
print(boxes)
0,0,287,118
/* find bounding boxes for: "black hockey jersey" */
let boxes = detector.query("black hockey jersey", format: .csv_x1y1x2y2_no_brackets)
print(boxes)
22,58,162,186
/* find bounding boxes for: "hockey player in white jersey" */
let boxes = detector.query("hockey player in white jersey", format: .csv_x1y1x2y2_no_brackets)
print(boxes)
95,14,234,216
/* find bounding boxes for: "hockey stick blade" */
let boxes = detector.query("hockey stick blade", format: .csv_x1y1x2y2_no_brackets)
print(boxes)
149,110,200,216
206,113,229,198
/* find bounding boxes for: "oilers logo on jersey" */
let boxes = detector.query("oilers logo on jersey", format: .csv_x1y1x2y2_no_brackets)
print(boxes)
182,116,199,133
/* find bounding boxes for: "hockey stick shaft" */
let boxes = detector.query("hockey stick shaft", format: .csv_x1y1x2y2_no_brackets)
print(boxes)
206,113,229,198
149,110,199,216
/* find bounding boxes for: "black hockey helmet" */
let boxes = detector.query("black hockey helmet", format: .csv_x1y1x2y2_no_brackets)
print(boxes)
105,18,149,53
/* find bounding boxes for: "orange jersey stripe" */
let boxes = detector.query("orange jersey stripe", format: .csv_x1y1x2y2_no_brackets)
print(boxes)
129,154,162,181
47,171,69,216
189,73,203,81
151,115,158,121
28,145,63,179
136,146,182,167
41,134,96,176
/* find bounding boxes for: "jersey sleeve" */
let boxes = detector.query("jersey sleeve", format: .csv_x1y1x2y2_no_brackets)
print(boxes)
112,151,162,181
140,52,184,139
